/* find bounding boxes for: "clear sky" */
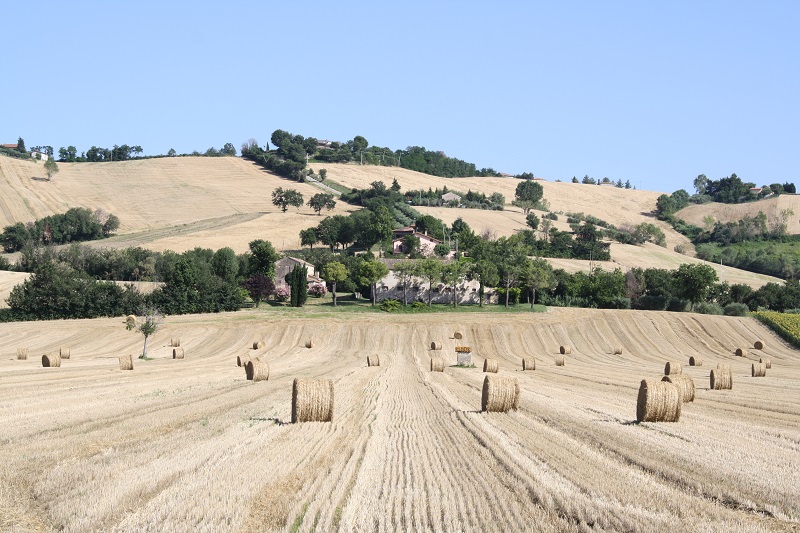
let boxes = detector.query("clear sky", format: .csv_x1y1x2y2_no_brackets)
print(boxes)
3,1,798,193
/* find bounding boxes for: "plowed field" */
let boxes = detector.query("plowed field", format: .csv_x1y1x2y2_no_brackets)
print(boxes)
1,308,798,531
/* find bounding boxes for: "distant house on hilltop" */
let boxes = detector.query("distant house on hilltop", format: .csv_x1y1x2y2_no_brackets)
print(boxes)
441,191,461,203
1,143,19,150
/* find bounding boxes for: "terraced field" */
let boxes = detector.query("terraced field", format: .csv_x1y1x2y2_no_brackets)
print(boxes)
1,308,798,531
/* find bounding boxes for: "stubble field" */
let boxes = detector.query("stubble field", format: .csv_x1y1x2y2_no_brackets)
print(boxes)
1,308,798,532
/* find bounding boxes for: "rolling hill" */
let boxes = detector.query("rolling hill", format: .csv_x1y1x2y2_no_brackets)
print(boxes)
675,194,800,233
0,154,782,287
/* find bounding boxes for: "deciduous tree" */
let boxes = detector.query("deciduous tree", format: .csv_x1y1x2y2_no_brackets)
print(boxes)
272,187,304,212
321,261,348,306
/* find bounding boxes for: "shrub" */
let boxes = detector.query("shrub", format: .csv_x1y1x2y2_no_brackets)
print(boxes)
636,295,668,310
274,286,290,302
308,283,327,298
694,302,723,315
723,303,749,316
411,301,427,310
379,299,401,312
666,298,689,312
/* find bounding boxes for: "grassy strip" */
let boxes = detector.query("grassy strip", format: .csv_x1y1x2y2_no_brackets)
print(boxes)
256,298,546,317
321,178,352,195
752,311,800,349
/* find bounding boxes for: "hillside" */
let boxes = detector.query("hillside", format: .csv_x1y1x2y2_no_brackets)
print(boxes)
310,163,780,287
0,155,355,253
1,309,798,531
0,155,782,288
675,194,800,233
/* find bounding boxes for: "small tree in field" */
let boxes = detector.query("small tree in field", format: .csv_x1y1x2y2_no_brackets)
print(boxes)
127,306,163,358
322,261,348,306
43,158,59,181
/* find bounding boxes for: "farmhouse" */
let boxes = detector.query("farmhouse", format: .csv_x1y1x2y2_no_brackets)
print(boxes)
274,256,325,292
441,191,461,203
391,229,443,256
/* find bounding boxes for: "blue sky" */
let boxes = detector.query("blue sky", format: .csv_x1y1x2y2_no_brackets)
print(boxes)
3,1,798,193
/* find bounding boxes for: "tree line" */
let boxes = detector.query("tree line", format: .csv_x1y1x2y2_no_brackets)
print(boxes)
0,208,120,252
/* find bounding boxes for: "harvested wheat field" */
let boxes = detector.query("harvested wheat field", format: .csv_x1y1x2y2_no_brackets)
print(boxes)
1,307,799,531
0,155,355,254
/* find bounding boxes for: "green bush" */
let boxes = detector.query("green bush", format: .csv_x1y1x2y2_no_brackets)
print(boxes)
379,299,401,312
666,298,689,312
411,301,427,310
723,303,749,316
694,302,723,315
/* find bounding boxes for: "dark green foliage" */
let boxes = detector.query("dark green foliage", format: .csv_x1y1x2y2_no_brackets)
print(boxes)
212,247,239,283
150,248,245,314
402,234,422,256
379,298,402,312
287,264,308,307
7,261,143,320
724,303,749,316
248,239,279,279
703,174,755,203
396,146,500,178
16,137,26,153
0,208,118,252
272,187,304,212
307,193,336,215
694,302,723,315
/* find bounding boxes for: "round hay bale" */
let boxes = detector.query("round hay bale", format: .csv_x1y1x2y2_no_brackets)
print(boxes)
688,356,702,367
759,357,771,369
454,331,463,340
430,356,445,372
16,348,28,360
522,358,536,371
367,354,380,367
481,375,520,412
305,339,314,349
636,379,682,422
710,363,733,390
735,347,748,357
252,341,264,350
118,354,133,371
559,345,572,355
59,347,70,359
245,357,260,380
125,314,137,325
483,358,499,373
173,347,185,359
662,374,695,403
292,378,334,423
42,353,61,368
754,340,764,350
664,361,682,375
751,362,767,377
555,354,565,366
613,346,623,355
171,338,181,347
237,354,251,368
430,341,442,350
246,359,270,382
